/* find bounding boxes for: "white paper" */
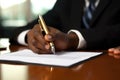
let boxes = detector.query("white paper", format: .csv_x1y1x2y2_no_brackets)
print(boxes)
0,49,102,67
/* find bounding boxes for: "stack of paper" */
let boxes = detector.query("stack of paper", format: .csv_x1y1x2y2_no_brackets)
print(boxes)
0,49,102,67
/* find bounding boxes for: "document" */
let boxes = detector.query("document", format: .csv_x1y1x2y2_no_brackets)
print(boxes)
0,49,102,67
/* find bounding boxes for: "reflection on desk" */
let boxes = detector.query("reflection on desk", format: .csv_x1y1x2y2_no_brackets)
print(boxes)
0,44,120,80
1,64,28,80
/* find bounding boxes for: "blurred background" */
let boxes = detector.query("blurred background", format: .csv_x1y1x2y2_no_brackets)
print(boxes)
0,0,56,38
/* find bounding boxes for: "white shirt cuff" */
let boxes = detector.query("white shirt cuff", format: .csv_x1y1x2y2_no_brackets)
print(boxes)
68,29,86,49
17,30,29,46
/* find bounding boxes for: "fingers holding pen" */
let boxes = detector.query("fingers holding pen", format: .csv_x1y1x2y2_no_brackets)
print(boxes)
27,28,39,53
27,24,51,54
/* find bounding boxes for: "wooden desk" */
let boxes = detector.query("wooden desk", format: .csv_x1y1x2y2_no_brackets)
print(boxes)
0,45,120,80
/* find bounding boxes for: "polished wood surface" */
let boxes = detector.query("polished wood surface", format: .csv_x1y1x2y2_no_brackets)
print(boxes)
0,44,120,80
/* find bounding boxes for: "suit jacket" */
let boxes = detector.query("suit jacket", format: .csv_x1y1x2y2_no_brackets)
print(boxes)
10,0,120,50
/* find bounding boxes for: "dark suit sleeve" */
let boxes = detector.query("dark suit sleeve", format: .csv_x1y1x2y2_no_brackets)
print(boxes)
80,24,120,50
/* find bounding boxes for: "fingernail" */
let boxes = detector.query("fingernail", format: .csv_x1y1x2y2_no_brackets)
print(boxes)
45,44,50,50
47,35,52,39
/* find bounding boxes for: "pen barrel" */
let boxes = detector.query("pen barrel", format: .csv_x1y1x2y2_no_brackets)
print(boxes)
39,16,49,34
39,15,55,54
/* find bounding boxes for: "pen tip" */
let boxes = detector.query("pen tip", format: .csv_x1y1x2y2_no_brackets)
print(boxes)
51,46,56,54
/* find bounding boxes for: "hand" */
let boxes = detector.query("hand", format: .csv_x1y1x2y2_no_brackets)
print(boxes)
27,24,50,54
27,24,79,54
108,46,120,59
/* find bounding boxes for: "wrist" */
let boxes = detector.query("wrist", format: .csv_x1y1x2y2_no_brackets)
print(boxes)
67,32,79,50
68,29,86,49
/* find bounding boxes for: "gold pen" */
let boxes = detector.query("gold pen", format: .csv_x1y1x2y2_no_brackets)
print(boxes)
38,15,56,54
